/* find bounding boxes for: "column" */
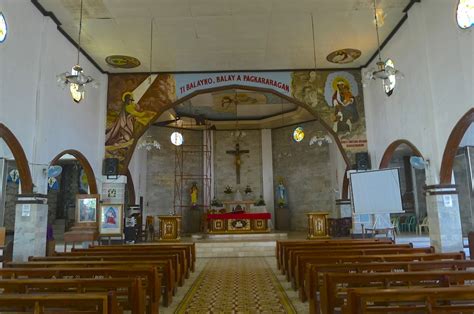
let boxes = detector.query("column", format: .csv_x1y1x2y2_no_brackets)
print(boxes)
424,184,463,252
335,199,351,218
261,129,275,227
13,194,48,261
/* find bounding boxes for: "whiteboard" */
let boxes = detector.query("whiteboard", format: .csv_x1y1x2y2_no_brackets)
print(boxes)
350,168,404,214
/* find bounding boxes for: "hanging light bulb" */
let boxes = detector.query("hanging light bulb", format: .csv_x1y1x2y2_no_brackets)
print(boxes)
56,0,96,103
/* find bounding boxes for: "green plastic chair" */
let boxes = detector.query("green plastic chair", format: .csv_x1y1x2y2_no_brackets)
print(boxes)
400,216,416,233
390,216,400,234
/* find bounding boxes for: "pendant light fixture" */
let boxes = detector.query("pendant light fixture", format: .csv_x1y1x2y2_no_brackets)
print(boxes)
365,0,404,96
57,0,95,103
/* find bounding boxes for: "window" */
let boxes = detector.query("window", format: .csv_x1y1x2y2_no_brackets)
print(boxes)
457,0,474,29
293,127,304,142
170,132,183,146
0,12,7,43
384,59,396,96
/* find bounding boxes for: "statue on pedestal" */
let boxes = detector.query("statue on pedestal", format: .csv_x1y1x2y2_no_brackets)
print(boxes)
277,179,288,208
190,182,198,208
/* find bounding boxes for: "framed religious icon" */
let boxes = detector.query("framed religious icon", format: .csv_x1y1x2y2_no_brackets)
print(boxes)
76,194,99,224
99,204,123,236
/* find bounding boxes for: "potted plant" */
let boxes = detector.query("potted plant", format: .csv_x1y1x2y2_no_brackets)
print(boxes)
252,195,266,213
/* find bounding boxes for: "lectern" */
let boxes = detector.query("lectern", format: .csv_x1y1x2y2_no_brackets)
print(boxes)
306,212,330,239
157,215,181,241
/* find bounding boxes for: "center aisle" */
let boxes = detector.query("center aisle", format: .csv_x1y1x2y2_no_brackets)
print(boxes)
172,257,296,313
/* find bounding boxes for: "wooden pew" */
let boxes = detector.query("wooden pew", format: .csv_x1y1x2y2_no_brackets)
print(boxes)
0,266,164,310
85,243,196,272
321,270,474,314
276,239,394,271
288,246,433,283
4,261,170,307
0,277,145,314
304,258,474,312
30,253,185,287
342,286,474,314
55,249,190,280
0,291,120,314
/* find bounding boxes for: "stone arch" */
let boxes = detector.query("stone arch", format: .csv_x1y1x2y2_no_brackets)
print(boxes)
124,84,353,198
439,108,474,184
50,149,98,194
126,168,136,205
379,139,424,169
0,123,33,193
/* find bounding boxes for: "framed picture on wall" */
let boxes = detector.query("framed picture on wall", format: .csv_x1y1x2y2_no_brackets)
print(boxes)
76,194,99,223
99,204,123,236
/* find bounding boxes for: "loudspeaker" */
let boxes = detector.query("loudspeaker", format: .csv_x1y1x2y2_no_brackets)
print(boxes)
355,152,371,170
102,158,119,176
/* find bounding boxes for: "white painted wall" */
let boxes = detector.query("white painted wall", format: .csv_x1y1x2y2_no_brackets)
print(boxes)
363,0,473,184
0,0,108,190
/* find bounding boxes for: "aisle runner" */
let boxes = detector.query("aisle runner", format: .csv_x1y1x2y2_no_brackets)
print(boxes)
175,257,296,313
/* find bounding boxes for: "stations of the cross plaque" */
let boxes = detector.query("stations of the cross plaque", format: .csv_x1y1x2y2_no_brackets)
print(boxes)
226,143,249,184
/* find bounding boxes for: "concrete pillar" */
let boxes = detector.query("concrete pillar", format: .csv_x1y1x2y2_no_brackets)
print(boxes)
335,199,351,218
261,129,275,227
13,194,48,261
424,184,463,252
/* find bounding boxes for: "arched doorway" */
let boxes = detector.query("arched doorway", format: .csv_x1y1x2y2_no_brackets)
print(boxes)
0,123,33,193
440,108,474,235
125,168,136,205
379,139,427,231
50,149,98,194
439,108,474,184
379,139,423,169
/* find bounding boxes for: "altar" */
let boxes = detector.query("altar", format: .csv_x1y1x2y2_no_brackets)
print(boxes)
207,212,271,233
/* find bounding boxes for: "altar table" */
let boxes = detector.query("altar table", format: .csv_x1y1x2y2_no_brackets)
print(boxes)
207,213,271,233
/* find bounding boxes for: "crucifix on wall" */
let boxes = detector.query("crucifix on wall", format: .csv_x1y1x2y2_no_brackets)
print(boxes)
226,143,249,184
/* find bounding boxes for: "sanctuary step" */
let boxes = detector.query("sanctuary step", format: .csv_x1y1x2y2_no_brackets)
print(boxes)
194,233,288,258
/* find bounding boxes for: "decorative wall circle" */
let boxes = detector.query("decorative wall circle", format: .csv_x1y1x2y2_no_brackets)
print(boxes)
105,55,141,68
293,127,305,142
0,12,7,43
171,132,184,146
326,49,361,64
457,0,474,29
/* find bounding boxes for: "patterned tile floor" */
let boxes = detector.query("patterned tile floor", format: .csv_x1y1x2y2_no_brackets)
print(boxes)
173,257,296,313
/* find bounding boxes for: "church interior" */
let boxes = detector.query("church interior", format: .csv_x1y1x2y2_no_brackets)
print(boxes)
0,0,473,312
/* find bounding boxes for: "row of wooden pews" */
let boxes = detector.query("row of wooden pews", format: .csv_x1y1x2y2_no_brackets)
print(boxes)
277,238,474,314
0,242,195,314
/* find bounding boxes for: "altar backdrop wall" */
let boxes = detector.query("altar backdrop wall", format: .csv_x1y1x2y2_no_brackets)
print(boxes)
272,121,335,231
363,0,473,184
145,127,203,233
0,1,108,190
213,130,263,202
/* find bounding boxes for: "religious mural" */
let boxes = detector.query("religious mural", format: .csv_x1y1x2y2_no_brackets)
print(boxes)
105,70,366,173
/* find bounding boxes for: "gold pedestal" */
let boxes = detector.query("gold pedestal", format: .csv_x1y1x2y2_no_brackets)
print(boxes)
157,215,181,241
306,212,330,239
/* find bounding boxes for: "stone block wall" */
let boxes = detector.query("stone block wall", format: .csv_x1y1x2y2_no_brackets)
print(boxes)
213,130,262,201
146,127,203,233
272,121,334,231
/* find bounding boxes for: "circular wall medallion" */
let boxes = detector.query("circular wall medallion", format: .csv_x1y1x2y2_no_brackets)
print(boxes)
105,55,141,68
293,127,305,142
0,12,7,43
457,0,474,29
326,49,361,64
170,132,184,146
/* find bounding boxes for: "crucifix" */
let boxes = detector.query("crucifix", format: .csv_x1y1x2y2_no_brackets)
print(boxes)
226,143,249,184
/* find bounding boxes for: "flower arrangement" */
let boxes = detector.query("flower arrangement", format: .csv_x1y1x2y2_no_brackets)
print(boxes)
224,185,233,194
211,198,223,207
244,185,252,195
254,195,266,206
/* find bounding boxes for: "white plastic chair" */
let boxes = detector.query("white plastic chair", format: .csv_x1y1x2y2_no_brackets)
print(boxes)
417,216,429,235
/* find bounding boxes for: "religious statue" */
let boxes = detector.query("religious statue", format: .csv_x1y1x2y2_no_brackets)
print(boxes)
190,182,198,208
276,179,288,208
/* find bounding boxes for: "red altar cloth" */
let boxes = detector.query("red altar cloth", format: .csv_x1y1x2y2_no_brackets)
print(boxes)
207,213,271,220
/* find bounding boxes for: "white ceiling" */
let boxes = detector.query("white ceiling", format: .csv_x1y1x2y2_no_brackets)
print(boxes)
37,0,411,72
